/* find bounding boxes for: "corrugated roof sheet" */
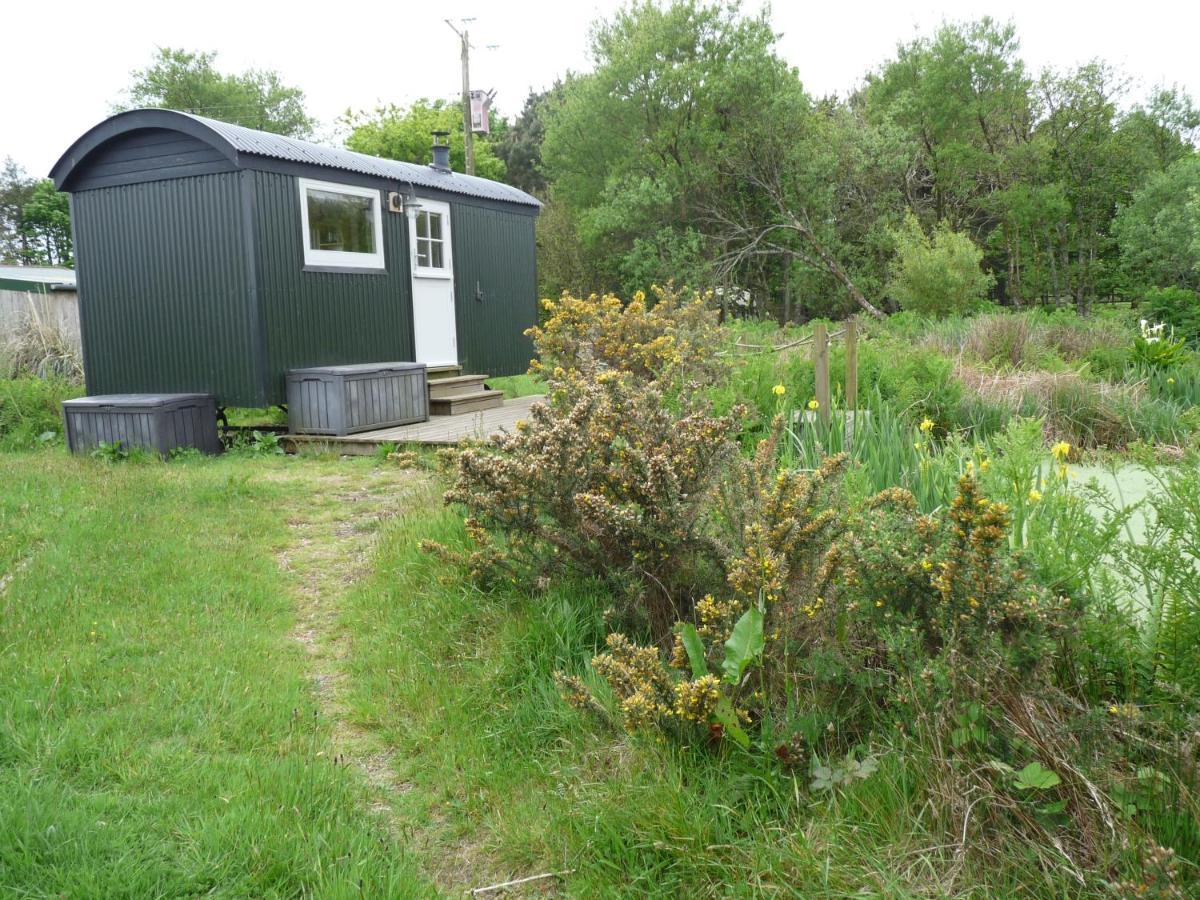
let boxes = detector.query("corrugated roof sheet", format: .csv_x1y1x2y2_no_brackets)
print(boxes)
186,113,541,208
0,265,76,287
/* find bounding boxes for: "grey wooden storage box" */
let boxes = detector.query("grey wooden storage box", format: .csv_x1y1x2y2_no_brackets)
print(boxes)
286,362,428,436
62,393,221,456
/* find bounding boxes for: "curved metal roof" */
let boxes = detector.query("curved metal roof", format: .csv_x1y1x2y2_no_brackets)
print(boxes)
50,108,541,208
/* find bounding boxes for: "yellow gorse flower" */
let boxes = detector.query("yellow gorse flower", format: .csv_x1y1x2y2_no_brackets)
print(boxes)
772,384,786,397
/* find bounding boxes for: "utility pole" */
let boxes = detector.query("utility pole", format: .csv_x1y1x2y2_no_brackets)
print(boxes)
445,18,475,176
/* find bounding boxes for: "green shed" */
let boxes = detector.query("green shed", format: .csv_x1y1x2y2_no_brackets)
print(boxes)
50,109,540,408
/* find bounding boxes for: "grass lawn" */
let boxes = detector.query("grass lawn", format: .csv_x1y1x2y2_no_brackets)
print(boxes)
0,450,432,897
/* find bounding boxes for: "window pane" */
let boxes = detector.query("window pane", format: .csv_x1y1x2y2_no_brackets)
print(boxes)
428,213,442,241
416,211,428,238
430,241,443,269
306,188,376,254
417,239,430,267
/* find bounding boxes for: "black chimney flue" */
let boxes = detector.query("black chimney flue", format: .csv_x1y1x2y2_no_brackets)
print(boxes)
430,130,451,172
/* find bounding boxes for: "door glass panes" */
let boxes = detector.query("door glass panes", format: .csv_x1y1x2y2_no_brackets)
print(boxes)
415,210,446,269
306,188,376,253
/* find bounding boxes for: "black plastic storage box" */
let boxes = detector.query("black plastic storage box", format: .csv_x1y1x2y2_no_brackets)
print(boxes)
62,393,221,456
285,362,428,436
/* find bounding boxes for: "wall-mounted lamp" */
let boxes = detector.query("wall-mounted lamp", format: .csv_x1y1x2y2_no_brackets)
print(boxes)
387,191,423,214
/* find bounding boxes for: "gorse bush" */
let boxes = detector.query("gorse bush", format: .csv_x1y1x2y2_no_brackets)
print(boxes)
528,283,726,387
435,290,737,634
830,477,1072,678
436,372,740,634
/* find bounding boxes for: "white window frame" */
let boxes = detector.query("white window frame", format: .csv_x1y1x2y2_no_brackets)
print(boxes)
409,199,453,280
297,177,386,270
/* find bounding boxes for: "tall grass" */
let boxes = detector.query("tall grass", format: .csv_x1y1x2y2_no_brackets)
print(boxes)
785,388,967,510
4,310,82,380
0,375,82,449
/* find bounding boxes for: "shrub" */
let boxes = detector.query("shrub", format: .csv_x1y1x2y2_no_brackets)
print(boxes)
876,350,962,434
527,284,725,387
436,291,740,635
831,477,1072,680
886,214,994,318
435,372,741,635
1140,287,1200,348
583,472,1073,756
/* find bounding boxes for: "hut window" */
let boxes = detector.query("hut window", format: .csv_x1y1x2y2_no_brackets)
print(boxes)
297,178,385,270
414,210,446,270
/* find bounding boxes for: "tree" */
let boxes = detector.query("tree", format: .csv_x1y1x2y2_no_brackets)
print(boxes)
1113,155,1200,292
343,99,506,181
17,180,72,266
0,158,35,263
886,214,993,317
542,0,806,296
863,19,1033,234
494,87,560,195
119,48,314,137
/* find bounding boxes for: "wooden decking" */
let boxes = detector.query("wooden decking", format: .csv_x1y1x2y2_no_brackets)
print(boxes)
283,394,543,454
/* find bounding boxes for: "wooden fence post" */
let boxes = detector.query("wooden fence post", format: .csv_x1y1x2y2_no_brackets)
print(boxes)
813,322,830,426
844,319,858,412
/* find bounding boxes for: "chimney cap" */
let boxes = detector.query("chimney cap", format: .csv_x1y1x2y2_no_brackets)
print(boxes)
430,133,452,173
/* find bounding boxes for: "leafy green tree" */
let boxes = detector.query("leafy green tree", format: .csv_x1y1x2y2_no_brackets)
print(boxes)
1119,86,1200,171
17,180,72,266
542,0,803,296
343,99,506,181
0,158,35,263
886,214,994,316
705,93,900,319
1113,155,1200,292
494,87,559,195
864,18,1033,233
119,48,314,137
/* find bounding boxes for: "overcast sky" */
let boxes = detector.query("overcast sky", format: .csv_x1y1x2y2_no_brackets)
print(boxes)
6,0,1198,179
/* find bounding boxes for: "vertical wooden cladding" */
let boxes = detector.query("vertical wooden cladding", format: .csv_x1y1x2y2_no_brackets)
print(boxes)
450,203,538,376
252,170,413,405
71,174,259,403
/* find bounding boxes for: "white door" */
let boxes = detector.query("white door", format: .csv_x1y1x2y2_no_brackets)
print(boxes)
408,200,458,366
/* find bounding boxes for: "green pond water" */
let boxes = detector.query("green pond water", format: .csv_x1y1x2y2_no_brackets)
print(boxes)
1069,463,1159,545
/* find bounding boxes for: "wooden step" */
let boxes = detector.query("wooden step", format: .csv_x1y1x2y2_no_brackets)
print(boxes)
430,389,505,416
428,374,489,400
426,364,463,380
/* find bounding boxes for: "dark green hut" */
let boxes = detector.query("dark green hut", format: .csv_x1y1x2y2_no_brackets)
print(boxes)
50,109,540,407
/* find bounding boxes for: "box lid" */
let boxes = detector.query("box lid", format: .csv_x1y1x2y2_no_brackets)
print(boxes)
287,362,427,377
62,393,214,409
